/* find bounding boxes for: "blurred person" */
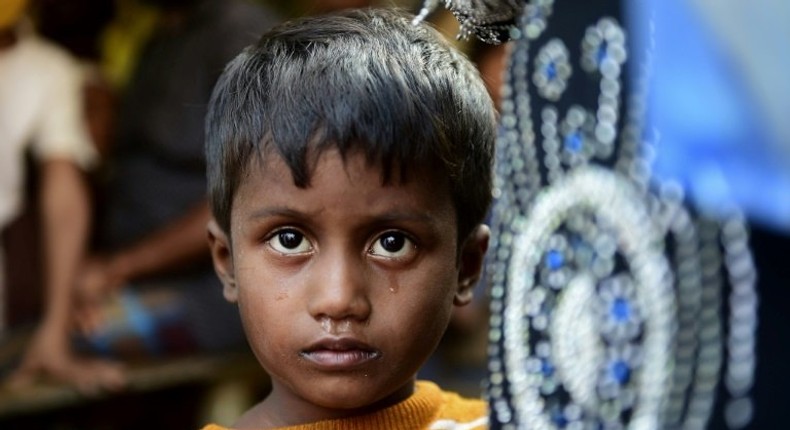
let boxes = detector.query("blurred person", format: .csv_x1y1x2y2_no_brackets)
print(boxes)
0,0,125,392
69,0,280,363
32,0,118,158
6,0,279,397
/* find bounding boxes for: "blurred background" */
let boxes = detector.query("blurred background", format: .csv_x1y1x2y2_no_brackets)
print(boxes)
631,1,790,428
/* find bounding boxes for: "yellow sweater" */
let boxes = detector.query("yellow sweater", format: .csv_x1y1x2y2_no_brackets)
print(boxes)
201,380,488,430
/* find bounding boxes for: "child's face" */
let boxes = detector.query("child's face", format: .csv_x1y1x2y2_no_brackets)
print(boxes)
208,148,488,421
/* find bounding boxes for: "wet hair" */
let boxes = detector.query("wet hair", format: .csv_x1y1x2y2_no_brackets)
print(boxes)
205,7,496,241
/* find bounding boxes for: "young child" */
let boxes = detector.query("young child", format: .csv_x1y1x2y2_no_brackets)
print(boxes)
201,8,496,429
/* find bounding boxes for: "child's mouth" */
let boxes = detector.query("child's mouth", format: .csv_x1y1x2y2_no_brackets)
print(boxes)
301,337,381,369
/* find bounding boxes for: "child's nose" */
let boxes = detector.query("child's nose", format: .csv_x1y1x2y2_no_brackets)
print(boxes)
306,249,371,323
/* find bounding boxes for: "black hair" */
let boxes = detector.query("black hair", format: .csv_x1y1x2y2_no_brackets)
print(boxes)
205,7,496,241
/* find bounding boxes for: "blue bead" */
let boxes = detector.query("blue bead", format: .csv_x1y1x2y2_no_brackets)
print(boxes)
551,410,569,427
597,41,608,65
541,359,555,377
610,360,631,384
545,249,564,269
611,297,632,322
564,132,583,152
546,62,558,80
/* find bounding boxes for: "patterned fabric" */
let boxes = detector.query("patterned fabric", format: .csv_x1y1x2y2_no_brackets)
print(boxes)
200,380,487,430
73,285,196,357
419,1,759,429
414,0,521,43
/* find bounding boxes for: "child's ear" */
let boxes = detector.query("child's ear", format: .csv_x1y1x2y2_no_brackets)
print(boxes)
207,219,238,303
454,224,490,306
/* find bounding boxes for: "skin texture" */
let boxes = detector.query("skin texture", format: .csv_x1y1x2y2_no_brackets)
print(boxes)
207,148,489,428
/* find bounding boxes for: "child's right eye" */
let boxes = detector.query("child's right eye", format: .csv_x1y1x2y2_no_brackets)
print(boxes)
267,228,313,255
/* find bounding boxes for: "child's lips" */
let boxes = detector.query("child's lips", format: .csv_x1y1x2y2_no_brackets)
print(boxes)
301,337,381,369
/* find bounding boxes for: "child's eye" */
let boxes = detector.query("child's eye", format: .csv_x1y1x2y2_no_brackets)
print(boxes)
369,231,415,259
267,228,312,254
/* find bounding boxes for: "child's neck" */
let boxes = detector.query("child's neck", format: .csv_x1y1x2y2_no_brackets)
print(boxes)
236,380,416,428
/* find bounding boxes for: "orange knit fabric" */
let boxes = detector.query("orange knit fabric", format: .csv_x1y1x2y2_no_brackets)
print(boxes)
200,380,488,430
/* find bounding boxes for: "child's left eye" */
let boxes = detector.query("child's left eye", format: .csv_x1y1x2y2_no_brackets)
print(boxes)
369,231,415,259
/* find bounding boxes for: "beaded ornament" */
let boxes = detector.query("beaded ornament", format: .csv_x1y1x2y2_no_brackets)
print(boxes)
415,1,758,429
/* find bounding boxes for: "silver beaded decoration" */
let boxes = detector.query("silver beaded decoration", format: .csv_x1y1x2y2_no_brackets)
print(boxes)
416,1,758,429
412,0,523,44
533,39,572,101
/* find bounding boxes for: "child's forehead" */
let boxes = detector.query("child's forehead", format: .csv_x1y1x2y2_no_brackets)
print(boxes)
234,146,458,227
249,143,446,189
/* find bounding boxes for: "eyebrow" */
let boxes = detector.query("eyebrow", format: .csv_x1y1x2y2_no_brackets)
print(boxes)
246,206,437,225
246,206,321,222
